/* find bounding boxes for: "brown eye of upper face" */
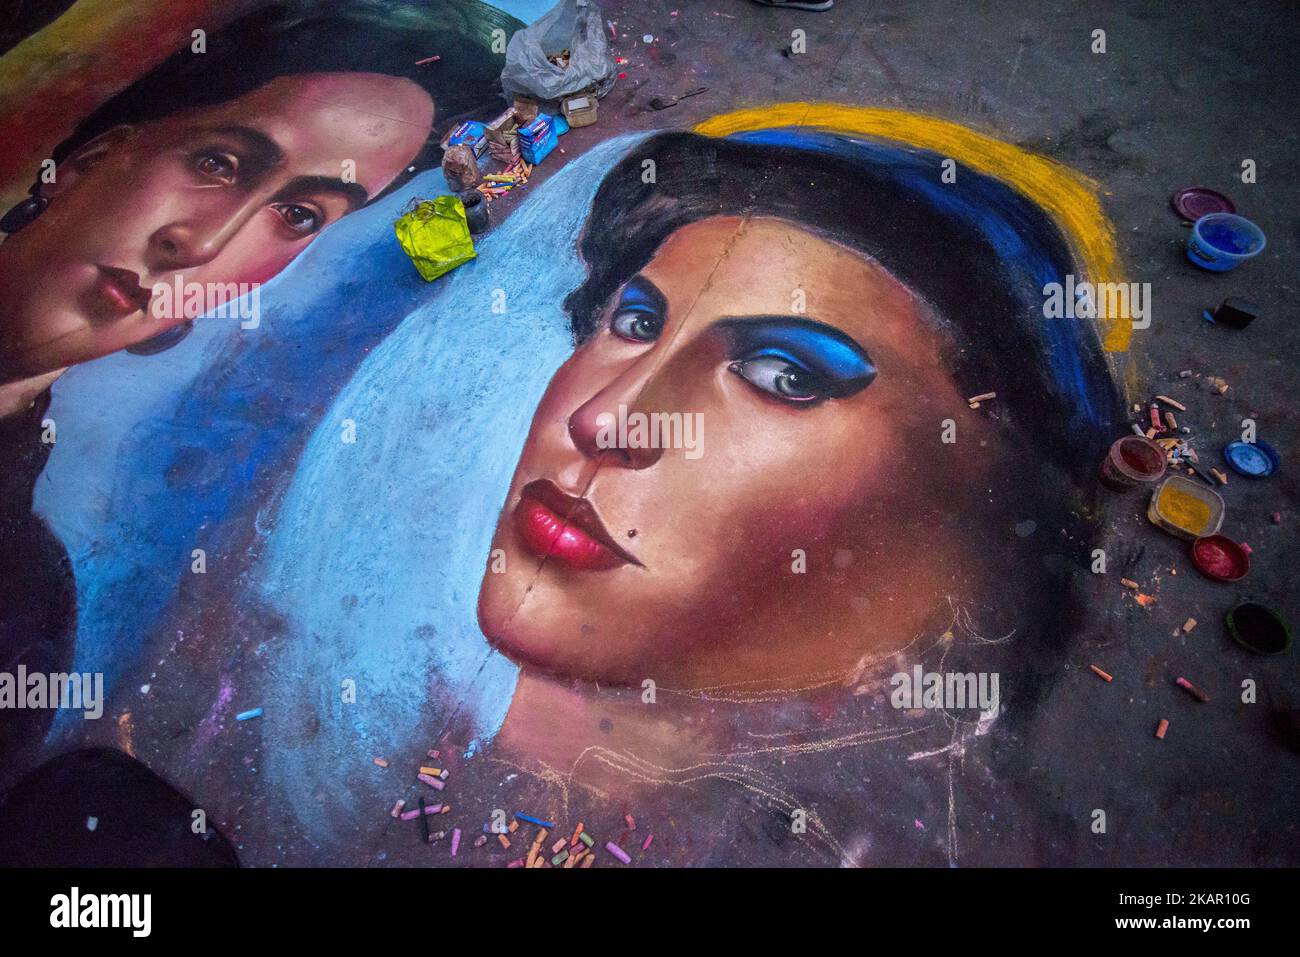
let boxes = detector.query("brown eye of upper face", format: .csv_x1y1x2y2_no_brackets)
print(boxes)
193,151,237,183
275,203,321,235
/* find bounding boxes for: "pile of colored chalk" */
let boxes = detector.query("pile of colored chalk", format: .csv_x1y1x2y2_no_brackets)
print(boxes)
476,159,532,201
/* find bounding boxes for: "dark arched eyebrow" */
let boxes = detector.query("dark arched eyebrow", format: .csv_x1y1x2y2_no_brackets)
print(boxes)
277,175,369,212
205,125,368,210
207,124,285,168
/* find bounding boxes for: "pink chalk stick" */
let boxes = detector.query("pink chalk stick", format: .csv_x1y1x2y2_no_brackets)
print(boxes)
642,834,653,851
451,828,462,856
605,841,631,865
418,773,446,790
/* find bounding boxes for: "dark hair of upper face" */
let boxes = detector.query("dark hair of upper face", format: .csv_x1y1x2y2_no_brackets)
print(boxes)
48,0,521,191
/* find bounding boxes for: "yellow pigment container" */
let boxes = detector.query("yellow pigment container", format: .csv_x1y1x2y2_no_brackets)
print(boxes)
1147,475,1225,540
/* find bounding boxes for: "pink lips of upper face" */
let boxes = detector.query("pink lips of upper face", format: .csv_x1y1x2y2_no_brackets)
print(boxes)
513,479,640,572
87,265,153,322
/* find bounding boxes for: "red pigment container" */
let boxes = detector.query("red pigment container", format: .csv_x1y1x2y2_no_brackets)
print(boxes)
1190,535,1250,582
1100,436,1167,491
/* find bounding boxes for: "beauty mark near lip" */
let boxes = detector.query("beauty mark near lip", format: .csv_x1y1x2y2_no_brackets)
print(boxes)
513,479,640,571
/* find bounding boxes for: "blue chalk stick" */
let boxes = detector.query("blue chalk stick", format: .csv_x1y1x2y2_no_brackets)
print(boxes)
515,813,555,828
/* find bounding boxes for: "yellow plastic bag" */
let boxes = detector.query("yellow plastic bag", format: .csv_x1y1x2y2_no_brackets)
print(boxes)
394,196,476,282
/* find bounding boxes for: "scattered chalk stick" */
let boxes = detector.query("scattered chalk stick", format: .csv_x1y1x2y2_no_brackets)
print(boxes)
1089,665,1113,682
516,813,555,828
236,708,263,721
1176,677,1210,703
451,828,462,856
1155,718,1169,740
605,841,632,864
642,834,653,851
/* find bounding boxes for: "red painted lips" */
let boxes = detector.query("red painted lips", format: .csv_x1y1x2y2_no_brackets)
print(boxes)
513,479,640,571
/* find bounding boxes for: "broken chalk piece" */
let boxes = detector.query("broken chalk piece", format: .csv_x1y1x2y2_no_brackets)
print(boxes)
1120,578,1139,590
642,834,653,851
1182,617,1198,633
417,773,445,790
578,831,595,848
390,799,407,818
373,757,389,768
552,850,570,866
605,841,632,865
1155,719,1169,740
625,813,637,830
236,708,263,721
498,834,511,849
516,813,555,828
1089,665,1113,682
1176,677,1210,702
967,392,997,403
1155,395,1187,412
451,828,462,857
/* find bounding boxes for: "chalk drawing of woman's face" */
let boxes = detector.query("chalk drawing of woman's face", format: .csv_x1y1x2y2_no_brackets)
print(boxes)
0,72,433,381
480,215,1003,688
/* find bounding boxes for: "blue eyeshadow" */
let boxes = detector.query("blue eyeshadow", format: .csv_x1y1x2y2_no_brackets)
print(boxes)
723,317,876,392
615,276,666,314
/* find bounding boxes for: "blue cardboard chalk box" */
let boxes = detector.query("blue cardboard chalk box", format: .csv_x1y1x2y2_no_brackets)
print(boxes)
518,114,558,165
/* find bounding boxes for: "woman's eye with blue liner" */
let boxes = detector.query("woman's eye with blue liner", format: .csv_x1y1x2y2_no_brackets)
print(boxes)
728,355,826,403
609,305,664,343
